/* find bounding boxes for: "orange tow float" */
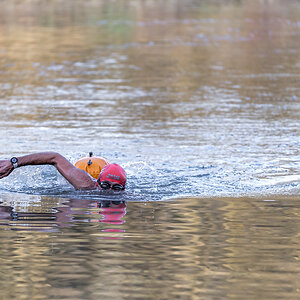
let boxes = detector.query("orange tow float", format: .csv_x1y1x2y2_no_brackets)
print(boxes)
74,152,109,179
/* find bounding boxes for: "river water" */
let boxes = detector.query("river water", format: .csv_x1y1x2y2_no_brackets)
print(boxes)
0,0,299,299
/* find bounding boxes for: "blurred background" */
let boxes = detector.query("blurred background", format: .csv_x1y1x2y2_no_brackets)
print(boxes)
0,0,299,199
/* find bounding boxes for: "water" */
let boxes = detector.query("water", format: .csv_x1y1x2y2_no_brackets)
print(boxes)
0,0,300,299
0,194,299,299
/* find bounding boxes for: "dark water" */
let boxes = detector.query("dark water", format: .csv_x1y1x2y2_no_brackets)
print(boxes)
0,0,300,299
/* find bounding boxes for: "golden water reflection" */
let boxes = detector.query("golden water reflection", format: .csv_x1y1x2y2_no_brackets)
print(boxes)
0,195,299,299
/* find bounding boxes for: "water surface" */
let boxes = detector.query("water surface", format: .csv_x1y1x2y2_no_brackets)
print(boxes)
0,194,300,299
0,0,299,199
0,0,299,299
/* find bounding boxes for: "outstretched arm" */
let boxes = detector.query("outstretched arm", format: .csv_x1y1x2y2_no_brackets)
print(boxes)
0,152,97,190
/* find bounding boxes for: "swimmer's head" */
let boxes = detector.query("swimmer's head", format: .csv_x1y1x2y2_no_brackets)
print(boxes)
97,164,126,190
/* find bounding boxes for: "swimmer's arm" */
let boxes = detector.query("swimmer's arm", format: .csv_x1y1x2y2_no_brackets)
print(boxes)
0,152,97,190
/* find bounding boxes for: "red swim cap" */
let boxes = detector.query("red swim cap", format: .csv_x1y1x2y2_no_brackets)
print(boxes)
98,164,126,187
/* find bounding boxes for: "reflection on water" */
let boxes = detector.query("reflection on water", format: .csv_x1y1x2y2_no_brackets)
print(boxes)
0,194,126,231
0,194,299,299
0,0,300,298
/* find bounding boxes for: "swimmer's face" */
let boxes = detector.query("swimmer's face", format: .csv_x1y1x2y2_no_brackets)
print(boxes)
99,180,125,191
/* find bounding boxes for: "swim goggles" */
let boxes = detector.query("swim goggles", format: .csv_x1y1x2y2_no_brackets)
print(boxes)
99,200,126,208
99,181,125,191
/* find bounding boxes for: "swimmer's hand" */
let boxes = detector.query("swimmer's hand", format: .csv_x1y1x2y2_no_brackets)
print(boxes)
0,160,14,179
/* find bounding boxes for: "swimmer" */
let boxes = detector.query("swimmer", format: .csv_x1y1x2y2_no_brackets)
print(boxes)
0,152,126,191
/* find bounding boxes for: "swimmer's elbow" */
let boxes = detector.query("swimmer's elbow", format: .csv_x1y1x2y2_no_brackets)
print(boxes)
48,152,65,165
